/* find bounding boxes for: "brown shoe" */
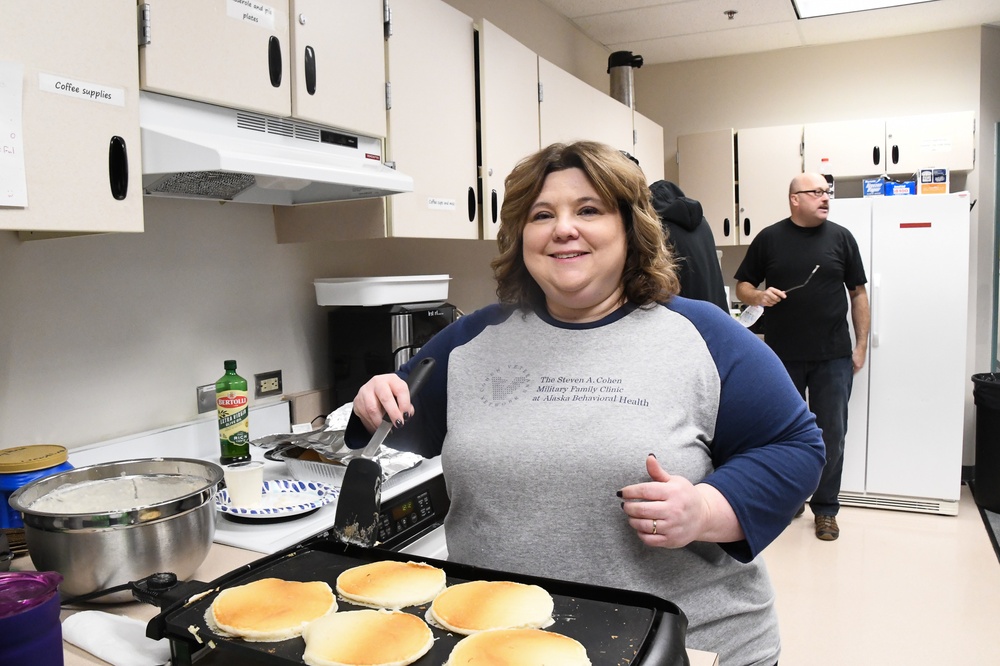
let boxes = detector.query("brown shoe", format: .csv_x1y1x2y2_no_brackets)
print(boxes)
815,515,839,541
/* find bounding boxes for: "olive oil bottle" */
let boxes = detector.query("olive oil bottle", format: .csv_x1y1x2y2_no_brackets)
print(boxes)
216,360,251,464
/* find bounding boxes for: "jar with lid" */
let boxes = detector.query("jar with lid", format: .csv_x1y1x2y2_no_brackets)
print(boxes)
0,571,64,665
0,445,73,529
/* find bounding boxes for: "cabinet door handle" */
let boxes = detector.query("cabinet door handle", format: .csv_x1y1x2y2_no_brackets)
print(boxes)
491,189,498,224
467,186,476,222
723,218,730,237
743,217,750,238
891,144,899,165
268,36,282,88
304,45,316,95
873,145,880,165
108,135,128,201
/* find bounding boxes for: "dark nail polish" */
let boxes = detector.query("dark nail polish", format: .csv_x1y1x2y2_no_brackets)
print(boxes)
615,490,623,498
394,418,404,428
620,502,625,510
404,411,413,422
648,453,657,459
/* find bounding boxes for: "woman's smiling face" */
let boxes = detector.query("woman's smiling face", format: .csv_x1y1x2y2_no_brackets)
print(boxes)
521,167,628,323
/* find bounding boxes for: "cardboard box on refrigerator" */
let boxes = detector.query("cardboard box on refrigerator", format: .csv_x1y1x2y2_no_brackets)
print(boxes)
862,178,885,197
918,168,949,194
883,180,916,196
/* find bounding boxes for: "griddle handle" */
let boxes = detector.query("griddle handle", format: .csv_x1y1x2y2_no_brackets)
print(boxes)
636,609,691,666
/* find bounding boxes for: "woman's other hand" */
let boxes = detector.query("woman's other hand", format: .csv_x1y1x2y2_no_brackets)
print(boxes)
620,454,745,547
352,373,415,433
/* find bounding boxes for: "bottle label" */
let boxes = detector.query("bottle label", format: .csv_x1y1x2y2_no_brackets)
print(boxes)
218,390,250,445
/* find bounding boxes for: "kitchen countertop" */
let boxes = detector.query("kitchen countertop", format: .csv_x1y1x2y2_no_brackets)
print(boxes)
12,543,718,666
10,405,716,665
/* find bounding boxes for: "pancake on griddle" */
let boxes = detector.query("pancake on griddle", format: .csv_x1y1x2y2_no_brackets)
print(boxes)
336,560,446,609
427,579,554,634
208,578,337,641
445,628,591,665
302,609,434,666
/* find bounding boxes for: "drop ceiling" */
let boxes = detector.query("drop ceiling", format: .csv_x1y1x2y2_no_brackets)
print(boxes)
538,0,1000,65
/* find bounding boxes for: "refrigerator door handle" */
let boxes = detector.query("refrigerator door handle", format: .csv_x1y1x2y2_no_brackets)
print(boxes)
871,273,880,348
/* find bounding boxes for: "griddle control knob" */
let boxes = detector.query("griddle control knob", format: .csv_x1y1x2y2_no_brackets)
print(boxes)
146,572,178,590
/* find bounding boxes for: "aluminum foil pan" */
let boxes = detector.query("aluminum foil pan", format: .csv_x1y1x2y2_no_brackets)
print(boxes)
256,404,422,484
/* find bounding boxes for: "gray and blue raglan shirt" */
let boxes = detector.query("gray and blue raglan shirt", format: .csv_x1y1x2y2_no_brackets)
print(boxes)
347,296,825,665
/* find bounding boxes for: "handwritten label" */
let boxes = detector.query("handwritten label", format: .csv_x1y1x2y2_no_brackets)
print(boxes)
0,61,28,207
227,0,276,29
427,198,456,211
38,73,124,107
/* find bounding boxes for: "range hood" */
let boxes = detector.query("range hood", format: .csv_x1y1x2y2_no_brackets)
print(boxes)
139,92,412,205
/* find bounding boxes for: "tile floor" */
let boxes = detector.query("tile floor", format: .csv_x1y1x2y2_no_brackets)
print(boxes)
763,485,1000,664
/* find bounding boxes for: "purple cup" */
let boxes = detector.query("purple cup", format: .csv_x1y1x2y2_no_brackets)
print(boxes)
0,571,64,665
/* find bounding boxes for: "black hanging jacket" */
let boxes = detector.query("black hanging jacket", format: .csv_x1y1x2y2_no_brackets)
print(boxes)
650,180,729,311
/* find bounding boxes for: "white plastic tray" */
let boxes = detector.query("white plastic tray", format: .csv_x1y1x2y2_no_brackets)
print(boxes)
314,275,451,306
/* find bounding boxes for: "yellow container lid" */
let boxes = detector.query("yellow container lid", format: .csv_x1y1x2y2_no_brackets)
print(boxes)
0,445,69,474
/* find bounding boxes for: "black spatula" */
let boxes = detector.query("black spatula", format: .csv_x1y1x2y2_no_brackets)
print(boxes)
332,357,435,547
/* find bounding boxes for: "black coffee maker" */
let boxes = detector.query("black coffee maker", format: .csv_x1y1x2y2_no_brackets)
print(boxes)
328,301,457,405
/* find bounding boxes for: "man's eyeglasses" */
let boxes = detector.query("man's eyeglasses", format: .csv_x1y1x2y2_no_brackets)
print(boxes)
794,189,834,198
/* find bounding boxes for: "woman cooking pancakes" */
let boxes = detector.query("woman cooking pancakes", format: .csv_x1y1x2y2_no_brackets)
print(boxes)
346,141,824,665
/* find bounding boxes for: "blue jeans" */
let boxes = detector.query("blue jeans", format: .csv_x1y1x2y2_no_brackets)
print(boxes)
782,357,854,517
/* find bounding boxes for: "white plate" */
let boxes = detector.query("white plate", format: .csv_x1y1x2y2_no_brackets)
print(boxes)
215,479,338,518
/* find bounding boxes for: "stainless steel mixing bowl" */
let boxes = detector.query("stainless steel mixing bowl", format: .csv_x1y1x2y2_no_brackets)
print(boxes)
8,457,223,602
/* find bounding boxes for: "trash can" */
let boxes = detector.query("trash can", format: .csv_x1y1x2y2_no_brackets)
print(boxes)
972,373,1000,512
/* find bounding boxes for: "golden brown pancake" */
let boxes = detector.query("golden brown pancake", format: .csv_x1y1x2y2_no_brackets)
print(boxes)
302,609,434,666
427,580,554,634
336,560,446,609
208,578,337,641
445,628,591,665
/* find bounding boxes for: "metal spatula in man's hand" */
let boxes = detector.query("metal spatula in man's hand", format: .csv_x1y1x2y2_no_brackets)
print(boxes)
332,357,435,547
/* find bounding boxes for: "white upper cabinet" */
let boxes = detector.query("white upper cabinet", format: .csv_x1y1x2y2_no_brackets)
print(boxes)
677,129,736,247
288,0,387,137
803,111,975,177
477,20,540,241
802,118,884,177
538,58,633,153
1,0,143,234
736,124,803,245
383,0,478,239
139,0,291,116
139,0,386,137
882,112,975,174
633,110,664,184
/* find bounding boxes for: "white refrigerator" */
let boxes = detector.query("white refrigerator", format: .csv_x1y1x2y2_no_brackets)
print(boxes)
831,192,971,514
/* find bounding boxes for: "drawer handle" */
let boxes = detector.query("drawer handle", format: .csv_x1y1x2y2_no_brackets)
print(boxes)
304,45,316,95
268,35,282,88
108,135,128,201
491,189,498,224
723,218,730,237
873,145,880,165
743,217,750,237
467,187,476,222
891,144,899,165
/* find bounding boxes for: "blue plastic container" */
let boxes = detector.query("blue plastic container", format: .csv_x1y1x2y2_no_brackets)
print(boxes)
0,571,64,666
0,446,73,529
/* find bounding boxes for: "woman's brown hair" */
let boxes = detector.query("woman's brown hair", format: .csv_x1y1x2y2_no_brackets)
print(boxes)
491,141,678,310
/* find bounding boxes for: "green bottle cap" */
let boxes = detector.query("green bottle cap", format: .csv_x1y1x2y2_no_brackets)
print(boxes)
224,360,237,370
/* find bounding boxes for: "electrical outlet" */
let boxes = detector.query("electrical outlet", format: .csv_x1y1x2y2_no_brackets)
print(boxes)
255,370,283,399
196,384,216,414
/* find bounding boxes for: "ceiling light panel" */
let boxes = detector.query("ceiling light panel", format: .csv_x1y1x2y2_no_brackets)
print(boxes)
792,0,937,19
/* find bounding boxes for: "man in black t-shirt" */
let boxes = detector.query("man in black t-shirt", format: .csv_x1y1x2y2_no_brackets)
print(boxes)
734,173,870,541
